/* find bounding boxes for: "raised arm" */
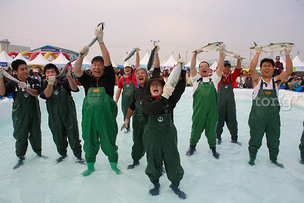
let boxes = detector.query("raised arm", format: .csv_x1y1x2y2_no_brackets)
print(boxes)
190,52,198,77
135,49,140,69
95,28,111,66
74,46,89,77
250,46,262,86
276,45,293,86
215,43,226,77
154,45,160,69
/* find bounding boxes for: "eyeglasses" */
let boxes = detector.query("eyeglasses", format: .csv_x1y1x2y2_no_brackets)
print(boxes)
150,83,162,87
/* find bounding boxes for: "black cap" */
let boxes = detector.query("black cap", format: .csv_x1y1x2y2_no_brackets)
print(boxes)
147,70,165,87
224,60,231,66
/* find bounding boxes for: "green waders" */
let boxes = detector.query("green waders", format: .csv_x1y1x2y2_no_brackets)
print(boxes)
143,114,184,184
248,79,280,162
131,99,145,161
299,122,304,163
216,78,238,141
122,76,135,129
82,87,118,163
46,85,81,157
190,80,218,147
12,89,41,158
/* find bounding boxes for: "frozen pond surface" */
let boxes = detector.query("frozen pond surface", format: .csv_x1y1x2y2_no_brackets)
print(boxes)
0,87,303,203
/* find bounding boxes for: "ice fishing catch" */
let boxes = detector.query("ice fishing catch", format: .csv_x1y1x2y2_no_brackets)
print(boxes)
250,42,294,53
194,42,224,53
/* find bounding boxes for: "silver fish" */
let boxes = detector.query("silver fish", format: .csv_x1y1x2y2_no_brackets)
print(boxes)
147,46,157,71
166,59,183,88
250,42,294,53
56,60,74,79
123,48,139,62
197,42,223,53
3,70,20,84
224,50,245,61
87,22,105,47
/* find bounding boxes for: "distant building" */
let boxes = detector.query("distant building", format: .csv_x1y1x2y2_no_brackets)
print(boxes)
31,45,79,61
0,39,30,53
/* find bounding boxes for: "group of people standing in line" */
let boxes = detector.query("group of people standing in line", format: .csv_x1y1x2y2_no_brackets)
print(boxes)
1,25,304,199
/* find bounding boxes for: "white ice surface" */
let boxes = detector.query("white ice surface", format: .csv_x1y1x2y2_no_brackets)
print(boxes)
0,87,303,203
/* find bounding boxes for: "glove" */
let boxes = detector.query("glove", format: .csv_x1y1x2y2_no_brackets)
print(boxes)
0,66,4,79
135,47,140,54
94,28,104,44
47,76,56,85
155,45,160,53
79,46,89,58
285,44,292,56
18,82,28,90
193,48,203,54
219,43,226,53
177,58,185,68
66,67,72,77
233,53,240,59
255,45,262,53
120,119,130,131
161,84,175,99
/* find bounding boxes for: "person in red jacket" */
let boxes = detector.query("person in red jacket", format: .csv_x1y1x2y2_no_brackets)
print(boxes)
216,59,242,145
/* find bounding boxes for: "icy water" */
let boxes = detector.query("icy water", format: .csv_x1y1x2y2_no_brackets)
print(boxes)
0,87,303,203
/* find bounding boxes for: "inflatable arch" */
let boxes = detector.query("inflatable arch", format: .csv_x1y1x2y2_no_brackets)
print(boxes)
21,52,32,58
8,52,19,58
44,52,58,60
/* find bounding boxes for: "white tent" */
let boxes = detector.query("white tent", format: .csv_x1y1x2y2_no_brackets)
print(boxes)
71,57,91,69
209,61,218,71
0,51,13,67
139,52,150,67
13,53,29,63
28,53,50,66
279,57,286,67
51,53,70,68
292,55,304,71
185,59,201,68
161,55,177,69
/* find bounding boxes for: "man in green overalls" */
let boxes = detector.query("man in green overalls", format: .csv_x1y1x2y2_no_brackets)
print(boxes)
0,59,42,169
216,59,242,145
300,122,304,165
121,47,160,169
73,27,121,175
40,63,83,164
186,43,226,159
115,51,139,132
248,44,293,168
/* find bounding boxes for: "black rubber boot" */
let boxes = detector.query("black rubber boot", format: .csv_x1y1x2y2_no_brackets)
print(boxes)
170,183,187,200
186,145,196,156
75,155,85,165
56,154,67,163
210,146,220,159
127,160,140,169
149,181,160,196
271,160,284,168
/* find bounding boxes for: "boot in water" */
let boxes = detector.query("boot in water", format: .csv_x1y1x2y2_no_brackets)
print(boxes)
110,162,122,174
82,162,95,176
75,155,85,165
13,157,25,169
186,145,196,156
210,146,220,159
149,181,160,196
271,160,284,168
127,160,139,169
170,183,187,200
56,154,67,163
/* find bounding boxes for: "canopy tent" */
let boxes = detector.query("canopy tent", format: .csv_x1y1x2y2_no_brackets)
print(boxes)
71,56,91,69
161,55,177,69
13,53,29,63
209,61,218,71
139,52,150,67
292,55,304,72
0,51,14,67
280,57,286,67
28,53,50,66
185,59,201,69
51,53,70,68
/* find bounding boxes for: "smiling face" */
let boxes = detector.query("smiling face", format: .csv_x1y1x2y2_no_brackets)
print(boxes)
198,62,210,77
150,80,163,97
223,65,231,75
124,66,132,76
45,68,58,78
260,62,274,78
91,61,105,79
135,69,147,86
14,64,29,82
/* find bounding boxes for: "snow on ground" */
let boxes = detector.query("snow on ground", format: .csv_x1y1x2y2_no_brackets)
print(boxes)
0,87,303,203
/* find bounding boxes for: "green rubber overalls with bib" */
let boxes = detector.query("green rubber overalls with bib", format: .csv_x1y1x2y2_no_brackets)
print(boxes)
216,75,238,141
13,85,41,158
144,113,184,184
248,78,280,161
82,87,118,163
132,97,145,161
122,76,135,129
45,81,81,157
190,78,218,147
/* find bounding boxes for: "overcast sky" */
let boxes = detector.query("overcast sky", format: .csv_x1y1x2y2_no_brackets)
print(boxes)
0,0,303,66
